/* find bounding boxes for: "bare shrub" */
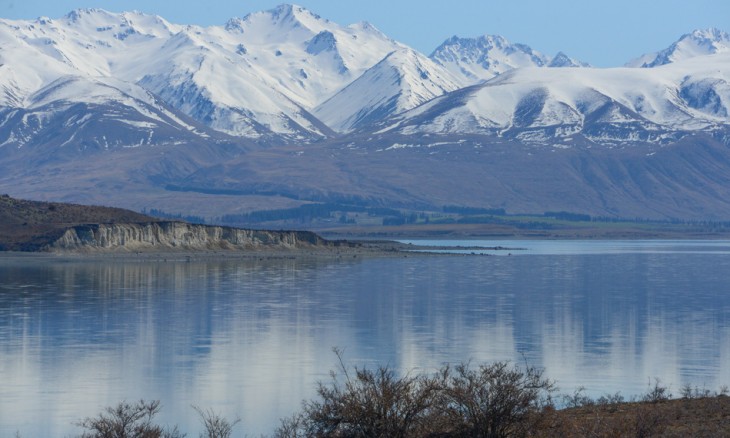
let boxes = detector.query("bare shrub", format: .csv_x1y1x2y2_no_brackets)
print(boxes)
192,406,240,438
561,386,594,408
76,399,184,438
680,383,712,400
632,403,671,438
275,349,555,438
596,392,624,407
642,378,671,403
438,361,555,437
277,348,442,437
271,413,308,438
680,383,694,399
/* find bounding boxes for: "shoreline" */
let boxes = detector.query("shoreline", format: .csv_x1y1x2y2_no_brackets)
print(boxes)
5,235,730,261
0,239,527,262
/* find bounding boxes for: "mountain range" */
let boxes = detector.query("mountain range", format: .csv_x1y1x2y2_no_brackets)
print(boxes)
1,4,730,220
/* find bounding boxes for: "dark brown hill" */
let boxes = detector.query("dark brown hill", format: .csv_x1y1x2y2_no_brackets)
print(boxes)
0,194,159,251
0,195,340,253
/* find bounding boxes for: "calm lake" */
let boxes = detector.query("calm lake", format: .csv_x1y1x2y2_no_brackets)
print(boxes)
2,240,730,437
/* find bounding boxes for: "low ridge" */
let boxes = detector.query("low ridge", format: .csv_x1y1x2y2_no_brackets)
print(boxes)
0,195,330,252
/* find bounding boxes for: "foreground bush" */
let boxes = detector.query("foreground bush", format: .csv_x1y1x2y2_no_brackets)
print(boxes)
438,361,555,437
76,400,239,438
274,353,442,437
66,358,730,438
192,406,241,438
274,350,555,437
76,400,184,438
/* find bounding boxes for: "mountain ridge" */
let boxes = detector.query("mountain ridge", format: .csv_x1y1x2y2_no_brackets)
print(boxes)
0,4,611,142
1,5,730,221
429,34,589,86
627,28,730,68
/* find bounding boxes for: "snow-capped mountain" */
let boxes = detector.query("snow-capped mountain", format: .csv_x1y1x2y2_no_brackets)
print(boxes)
0,14,226,153
222,5,404,107
2,8,730,220
429,35,548,85
314,48,461,132
0,5,405,141
12,5,601,140
10,4,727,147
0,73,235,156
0,19,82,107
627,28,730,68
428,35,588,86
379,52,730,144
140,4,405,140
548,52,589,68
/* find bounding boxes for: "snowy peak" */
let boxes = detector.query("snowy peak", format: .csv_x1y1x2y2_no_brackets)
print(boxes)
429,34,549,85
548,51,589,68
379,52,730,145
429,34,588,86
214,3,402,110
61,8,177,39
2,8,178,78
306,30,337,55
0,4,405,141
268,3,321,24
235,3,330,44
628,28,730,67
314,48,460,132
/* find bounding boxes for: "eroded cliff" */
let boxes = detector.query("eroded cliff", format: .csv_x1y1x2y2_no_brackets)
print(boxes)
48,221,330,252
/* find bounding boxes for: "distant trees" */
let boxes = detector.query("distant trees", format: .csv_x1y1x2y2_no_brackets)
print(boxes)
443,206,507,216
543,211,591,222
145,208,207,225
216,202,416,226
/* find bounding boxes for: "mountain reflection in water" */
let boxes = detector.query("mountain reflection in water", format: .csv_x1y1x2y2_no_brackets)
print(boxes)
1,241,729,436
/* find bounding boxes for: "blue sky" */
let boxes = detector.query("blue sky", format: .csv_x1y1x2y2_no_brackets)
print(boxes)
1,0,729,66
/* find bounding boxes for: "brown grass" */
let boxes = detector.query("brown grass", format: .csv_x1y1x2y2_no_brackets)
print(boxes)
537,396,730,437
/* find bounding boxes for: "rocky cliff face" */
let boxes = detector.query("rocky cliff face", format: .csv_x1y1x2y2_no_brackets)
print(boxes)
48,221,329,252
